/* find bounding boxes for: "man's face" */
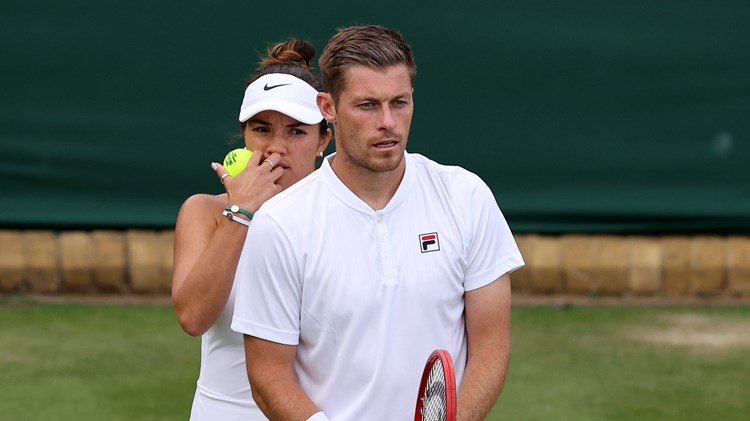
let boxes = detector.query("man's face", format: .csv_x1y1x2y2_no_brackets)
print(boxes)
328,64,414,174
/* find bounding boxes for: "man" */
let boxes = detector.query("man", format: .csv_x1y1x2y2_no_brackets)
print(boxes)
231,25,524,420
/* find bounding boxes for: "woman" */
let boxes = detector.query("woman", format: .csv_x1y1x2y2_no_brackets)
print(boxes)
171,39,331,420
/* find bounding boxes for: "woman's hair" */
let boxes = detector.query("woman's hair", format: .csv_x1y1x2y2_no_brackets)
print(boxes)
319,25,416,103
244,39,327,134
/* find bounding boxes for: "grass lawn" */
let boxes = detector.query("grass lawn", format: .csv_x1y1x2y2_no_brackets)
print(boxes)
0,297,199,421
1,295,748,420
496,305,750,420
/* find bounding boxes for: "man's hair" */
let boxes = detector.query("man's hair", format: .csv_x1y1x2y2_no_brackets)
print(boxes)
319,25,417,102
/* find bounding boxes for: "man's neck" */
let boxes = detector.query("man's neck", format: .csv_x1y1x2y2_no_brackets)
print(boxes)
329,154,406,211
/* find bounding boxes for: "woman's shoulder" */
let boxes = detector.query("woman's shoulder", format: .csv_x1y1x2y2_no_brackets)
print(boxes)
181,192,227,208
177,193,228,222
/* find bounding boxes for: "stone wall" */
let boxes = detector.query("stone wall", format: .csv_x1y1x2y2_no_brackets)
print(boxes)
1,230,749,298
0,230,173,295
513,234,750,297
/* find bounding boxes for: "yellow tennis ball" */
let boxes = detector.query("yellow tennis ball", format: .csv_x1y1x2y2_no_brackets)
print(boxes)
223,148,253,177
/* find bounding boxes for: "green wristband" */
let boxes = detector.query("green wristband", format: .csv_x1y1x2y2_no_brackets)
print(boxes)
225,205,253,220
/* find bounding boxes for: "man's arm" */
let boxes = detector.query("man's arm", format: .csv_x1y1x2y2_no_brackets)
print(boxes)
244,335,322,421
457,273,512,421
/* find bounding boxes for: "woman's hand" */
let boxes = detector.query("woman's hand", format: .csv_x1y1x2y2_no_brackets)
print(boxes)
212,150,284,213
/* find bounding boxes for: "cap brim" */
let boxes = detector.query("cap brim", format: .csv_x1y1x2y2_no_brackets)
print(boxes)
239,99,323,125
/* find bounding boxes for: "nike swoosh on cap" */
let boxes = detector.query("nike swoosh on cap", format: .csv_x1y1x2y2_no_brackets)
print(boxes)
264,83,292,91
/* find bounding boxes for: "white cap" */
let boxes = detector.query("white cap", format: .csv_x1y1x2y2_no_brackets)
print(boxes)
238,73,324,125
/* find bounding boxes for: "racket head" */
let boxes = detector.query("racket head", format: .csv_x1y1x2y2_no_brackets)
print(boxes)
414,349,457,421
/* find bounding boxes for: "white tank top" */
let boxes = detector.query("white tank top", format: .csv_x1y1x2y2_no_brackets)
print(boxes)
190,280,267,420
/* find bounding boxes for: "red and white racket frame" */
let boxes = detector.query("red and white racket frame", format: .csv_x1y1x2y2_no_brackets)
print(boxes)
414,349,457,421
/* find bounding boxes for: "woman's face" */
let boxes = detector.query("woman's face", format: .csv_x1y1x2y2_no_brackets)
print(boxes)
243,110,330,190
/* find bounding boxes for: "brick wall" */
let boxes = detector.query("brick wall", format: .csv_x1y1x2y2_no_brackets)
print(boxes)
1,230,749,297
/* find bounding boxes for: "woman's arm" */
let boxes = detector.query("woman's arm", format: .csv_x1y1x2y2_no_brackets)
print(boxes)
172,152,283,336
171,194,249,336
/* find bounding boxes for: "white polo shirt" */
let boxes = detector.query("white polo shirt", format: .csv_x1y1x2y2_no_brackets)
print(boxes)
231,152,524,420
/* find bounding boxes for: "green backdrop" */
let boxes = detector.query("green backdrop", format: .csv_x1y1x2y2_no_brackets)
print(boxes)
1,0,748,233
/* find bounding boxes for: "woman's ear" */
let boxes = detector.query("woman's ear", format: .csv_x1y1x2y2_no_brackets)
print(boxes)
317,92,336,123
318,128,333,154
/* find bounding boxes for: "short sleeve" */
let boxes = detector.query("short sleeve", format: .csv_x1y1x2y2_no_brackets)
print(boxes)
231,212,302,345
461,175,525,291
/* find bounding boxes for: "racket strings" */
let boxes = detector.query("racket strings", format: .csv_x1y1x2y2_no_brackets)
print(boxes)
420,359,448,421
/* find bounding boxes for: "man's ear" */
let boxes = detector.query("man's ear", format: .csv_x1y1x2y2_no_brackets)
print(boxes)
317,92,336,123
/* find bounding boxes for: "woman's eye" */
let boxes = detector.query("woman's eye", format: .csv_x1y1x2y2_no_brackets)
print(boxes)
290,129,307,135
252,126,270,133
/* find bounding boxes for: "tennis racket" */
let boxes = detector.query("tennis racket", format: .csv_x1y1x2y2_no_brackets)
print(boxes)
414,349,457,421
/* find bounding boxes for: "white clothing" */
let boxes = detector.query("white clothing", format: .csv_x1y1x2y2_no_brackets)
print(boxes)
231,152,524,420
189,276,267,420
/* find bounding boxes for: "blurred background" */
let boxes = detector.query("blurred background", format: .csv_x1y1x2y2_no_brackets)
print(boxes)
2,3,749,419
2,0,748,233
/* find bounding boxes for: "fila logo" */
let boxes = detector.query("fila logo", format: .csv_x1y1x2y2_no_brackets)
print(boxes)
419,232,440,253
